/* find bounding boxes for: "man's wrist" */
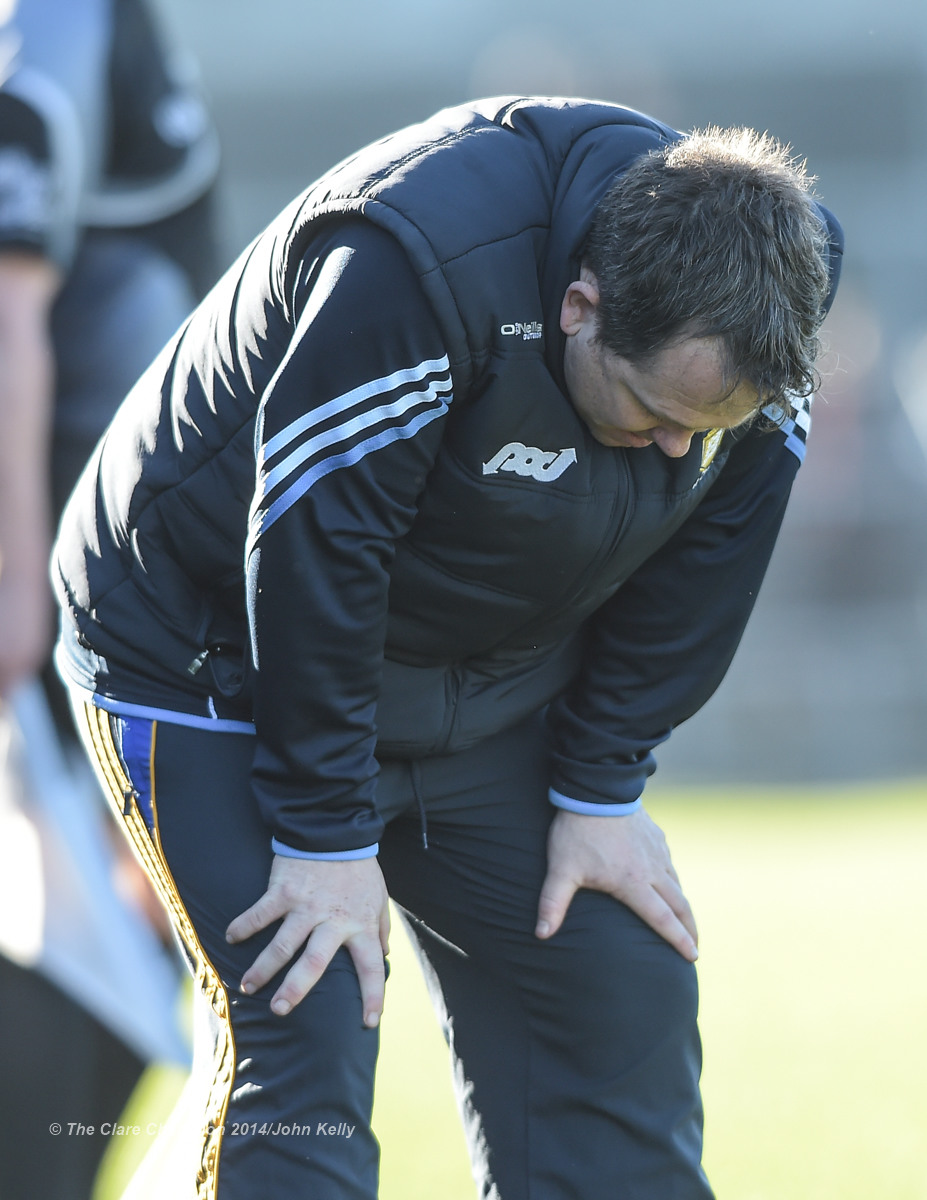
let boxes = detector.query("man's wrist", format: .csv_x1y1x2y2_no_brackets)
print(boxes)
548,787,643,816
271,837,379,861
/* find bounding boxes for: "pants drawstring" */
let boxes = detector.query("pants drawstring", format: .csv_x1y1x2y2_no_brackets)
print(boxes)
409,760,429,850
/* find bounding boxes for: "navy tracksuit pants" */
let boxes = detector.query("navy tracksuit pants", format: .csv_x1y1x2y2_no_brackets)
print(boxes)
76,701,713,1200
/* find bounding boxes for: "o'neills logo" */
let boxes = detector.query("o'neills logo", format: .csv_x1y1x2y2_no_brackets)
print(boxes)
500,321,543,340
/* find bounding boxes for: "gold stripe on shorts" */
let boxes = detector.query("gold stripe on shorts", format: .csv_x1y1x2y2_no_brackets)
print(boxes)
76,700,235,1200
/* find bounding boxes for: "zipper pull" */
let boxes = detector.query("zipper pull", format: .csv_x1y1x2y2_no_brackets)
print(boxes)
187,649,209,676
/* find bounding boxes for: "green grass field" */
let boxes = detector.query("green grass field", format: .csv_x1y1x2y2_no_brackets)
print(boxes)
97,780,927,1199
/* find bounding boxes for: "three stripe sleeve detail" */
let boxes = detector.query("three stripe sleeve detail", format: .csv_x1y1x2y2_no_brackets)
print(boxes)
248,355,452,548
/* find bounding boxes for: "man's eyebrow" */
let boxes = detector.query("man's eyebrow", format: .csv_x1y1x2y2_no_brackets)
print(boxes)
636,386,758,434
631,388,669,425
633,390,720,435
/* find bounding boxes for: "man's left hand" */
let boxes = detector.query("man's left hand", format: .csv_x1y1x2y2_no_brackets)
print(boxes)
535,807,699,961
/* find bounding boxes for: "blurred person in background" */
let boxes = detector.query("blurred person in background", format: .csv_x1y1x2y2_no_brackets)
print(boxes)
0,0,221,1195
53,98,841,1198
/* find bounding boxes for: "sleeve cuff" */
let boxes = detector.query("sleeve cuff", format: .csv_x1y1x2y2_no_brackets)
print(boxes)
548,788,643,816
271,838,380,861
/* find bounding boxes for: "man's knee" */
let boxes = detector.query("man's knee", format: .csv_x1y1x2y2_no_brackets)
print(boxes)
534,890,701,1073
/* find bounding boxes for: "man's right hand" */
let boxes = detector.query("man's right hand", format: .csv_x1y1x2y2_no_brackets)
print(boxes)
225,854,390,1028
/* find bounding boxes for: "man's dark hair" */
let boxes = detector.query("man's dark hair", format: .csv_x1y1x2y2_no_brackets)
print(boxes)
582,127,832,409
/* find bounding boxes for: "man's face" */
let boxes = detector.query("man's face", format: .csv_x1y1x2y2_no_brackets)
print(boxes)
559,274,760,457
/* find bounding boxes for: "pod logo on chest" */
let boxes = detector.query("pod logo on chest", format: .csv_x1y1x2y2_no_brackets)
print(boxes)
482,442,578,481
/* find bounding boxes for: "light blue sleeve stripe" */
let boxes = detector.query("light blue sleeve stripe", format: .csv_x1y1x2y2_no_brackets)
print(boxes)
251,399,450,539
271,838,379,861
548,788,643,816
263,355,450,460
784,431,806,462
259,375,451,497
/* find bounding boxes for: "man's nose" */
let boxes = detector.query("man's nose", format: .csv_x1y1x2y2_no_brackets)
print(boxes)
651,428,694,458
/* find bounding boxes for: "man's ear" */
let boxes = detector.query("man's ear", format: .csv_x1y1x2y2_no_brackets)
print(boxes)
559,273,600,337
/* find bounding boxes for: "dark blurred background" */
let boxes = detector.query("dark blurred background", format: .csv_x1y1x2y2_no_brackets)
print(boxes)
162,0,927,785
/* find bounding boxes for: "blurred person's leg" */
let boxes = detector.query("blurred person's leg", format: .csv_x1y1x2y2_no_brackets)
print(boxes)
0,954,144,1200
0,233,199,1198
